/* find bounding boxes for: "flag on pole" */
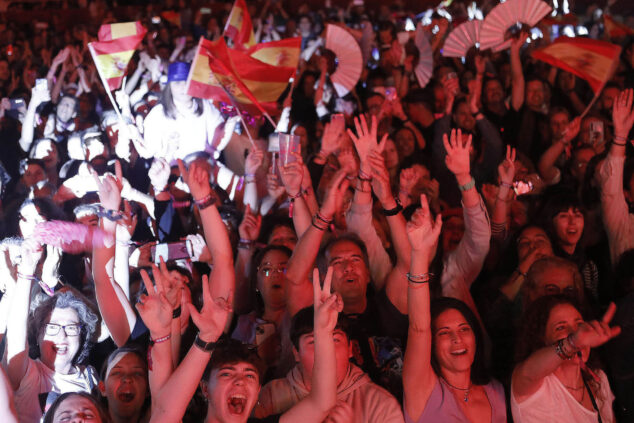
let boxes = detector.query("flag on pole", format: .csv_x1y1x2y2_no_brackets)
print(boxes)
224,0,256,50
531,37,622,93
603,15,634,39
89,21,147,91
246,37,302,69
186,38,294,115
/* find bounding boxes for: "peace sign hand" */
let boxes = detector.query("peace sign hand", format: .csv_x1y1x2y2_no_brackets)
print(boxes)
406,194,442,256
136,265,173,338
187,273,232,343
313,267,343,333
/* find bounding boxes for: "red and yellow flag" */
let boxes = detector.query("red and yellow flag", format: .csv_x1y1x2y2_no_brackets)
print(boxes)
160,11,182,28
186,38,294,115
246,37,301,69
603,15,634,39
89,21,147,91
224,0,256,50
531,37,622,93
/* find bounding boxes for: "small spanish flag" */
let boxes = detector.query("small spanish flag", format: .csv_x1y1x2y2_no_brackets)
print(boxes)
603,15,634,39
224,0,256,50
186,38,293,115
161,11,181,28
246,37,301,69
89,21,147,91
531,37,621,93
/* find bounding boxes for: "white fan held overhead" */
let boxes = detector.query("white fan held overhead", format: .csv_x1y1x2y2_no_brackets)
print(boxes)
414,25,434,88
442,20,482,58
324,24,363,97
479,0,552,51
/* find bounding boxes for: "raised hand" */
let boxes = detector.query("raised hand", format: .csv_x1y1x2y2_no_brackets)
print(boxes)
474,55,486,75
498,145,516,185
346,115,388,174
366,151,393,207
313,267,343,333
238,204,262,241
337,147,359,177
399,168,418,199
406,194,442,255
319,170,350,221
177,159,212,201
136,266,173,338
443,129,472,179
612,89,634,140
320,120,344,157
17,239,43,278
570,303,621,350
561,117,581,145
92,170,121,211
149,158,171,193
266,171,286,199
245,147,264,175
187,274,232,342
280,154,304,197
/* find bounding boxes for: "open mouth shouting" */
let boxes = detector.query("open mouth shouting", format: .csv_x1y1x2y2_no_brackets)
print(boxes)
227,393,248,415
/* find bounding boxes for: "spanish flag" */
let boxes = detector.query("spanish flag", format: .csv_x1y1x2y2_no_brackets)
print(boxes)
247,37,302,69
88,21,147,91
603,15,634,39
531,37,621,93
186,38,293,115
224,0,256,50
160,11,182,28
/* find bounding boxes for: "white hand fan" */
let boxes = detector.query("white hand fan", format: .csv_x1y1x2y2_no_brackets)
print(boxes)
414,25,433,88
325,24,363,97
442,20,482,58
479,0,551,51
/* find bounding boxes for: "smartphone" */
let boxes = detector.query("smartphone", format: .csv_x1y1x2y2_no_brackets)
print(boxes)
513,180,533,196
151,16,161,24
36,78,48,89
200,7,211,14
589,121,604,145
10,98,25,110
151,240,193,262
6,45,13,56
255,322,276,346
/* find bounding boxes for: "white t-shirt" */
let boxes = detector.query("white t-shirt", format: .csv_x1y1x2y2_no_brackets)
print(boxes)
14,359,98,423
141,99,224,165
511,371,615,423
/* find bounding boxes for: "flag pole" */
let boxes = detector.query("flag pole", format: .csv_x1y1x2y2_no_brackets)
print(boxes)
88,43,124,122
218,83,257,148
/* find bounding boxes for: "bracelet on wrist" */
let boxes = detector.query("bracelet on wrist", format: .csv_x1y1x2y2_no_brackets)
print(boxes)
358,170,372,181
194,194,216,210
407,272,433,287
288,191,302,199
17,272,37,281
150,334,171,345
311,214,330,231
382,198,403,216
458,177,476,192
499,181,512,188
194,333,217,353
97,209,124,221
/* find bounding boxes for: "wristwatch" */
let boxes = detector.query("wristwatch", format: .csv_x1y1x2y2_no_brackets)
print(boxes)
194,333,217,353
382,197,403,216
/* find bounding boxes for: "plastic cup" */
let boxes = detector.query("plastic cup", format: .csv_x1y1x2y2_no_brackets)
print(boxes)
278,133,300,166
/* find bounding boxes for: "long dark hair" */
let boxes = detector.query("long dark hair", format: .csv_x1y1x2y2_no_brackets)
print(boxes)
429,297,490,385
160,82,203,120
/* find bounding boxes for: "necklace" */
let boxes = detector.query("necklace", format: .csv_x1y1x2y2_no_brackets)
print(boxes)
441,377,472,402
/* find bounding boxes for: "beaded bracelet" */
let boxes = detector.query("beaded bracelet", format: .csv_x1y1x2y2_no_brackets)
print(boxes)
151,334,171,345
195,194,216,210
499,181,513,188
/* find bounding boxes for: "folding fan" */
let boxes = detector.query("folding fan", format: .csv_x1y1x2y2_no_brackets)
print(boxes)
442,20,482,58
414,25,433,88
479,0,552,51
325,24,363,97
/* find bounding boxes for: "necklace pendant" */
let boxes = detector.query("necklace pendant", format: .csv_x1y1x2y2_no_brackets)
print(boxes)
464,392,469,402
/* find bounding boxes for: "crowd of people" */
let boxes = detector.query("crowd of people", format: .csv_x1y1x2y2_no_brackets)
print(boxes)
0,0,633,422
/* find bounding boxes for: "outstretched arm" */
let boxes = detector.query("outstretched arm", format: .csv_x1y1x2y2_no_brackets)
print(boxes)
280,268,340,422
510,32,527,112
0,366,18,423
403,195,443,422
513,304,620,402
178,160,234,302
285,171,349,317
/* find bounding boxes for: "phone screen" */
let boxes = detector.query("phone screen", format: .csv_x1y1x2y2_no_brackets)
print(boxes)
151,240,192,262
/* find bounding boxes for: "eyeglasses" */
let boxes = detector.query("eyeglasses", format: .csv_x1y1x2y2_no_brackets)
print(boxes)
45,323,82,337
258,266,287,277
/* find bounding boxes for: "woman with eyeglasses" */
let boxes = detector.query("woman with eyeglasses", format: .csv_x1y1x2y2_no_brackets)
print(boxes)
6,241,99,423
232,245,292,374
